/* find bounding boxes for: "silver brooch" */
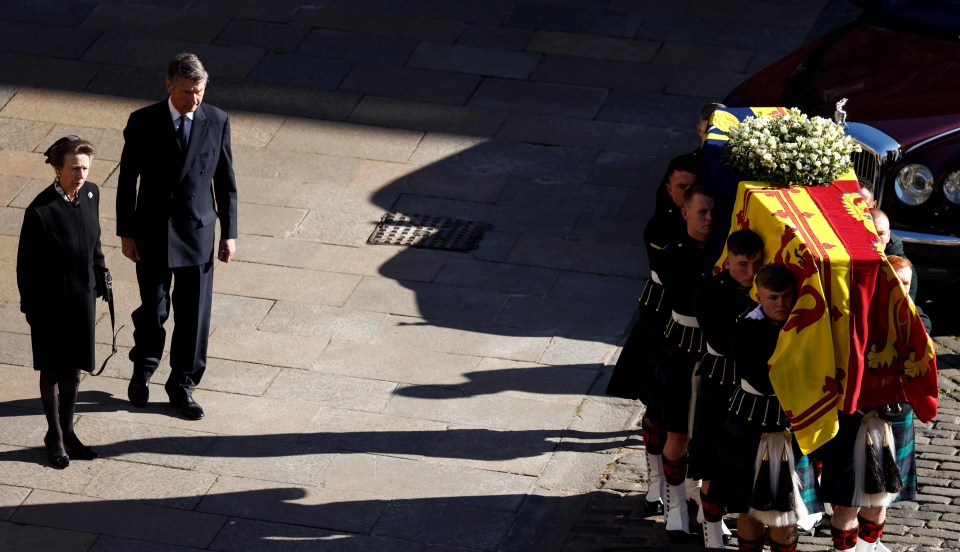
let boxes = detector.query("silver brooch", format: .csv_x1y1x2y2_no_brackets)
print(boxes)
87,191,93,199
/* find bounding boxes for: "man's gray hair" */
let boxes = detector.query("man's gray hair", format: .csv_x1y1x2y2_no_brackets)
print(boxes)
167,52,208,84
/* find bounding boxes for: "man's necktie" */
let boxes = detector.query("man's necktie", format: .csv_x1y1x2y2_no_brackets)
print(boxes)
176,115,187,150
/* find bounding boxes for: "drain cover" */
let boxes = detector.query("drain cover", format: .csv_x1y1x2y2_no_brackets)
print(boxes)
368,212,490,251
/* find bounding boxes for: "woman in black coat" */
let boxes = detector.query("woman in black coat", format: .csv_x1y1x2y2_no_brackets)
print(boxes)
17,136,106,469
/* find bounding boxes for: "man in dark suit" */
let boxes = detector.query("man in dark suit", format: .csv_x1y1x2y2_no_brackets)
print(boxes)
117,52,238,420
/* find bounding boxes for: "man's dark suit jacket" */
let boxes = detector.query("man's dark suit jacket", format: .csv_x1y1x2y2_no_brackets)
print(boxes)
116,100,237,267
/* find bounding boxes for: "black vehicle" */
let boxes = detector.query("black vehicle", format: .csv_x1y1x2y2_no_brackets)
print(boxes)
726,0,960,283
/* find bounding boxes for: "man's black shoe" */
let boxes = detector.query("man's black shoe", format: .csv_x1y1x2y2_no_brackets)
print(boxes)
164,386,203,420
128,382,149,407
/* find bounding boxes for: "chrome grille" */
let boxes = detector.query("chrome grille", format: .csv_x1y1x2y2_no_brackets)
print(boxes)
851,147,880,191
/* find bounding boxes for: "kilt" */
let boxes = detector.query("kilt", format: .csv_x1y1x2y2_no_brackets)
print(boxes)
689,354,738,480
712,416,823,516
605,279,670,417
658,320,703,433
813,406,917,505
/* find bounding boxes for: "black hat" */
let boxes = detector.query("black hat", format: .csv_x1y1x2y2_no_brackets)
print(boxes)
43,135,81,164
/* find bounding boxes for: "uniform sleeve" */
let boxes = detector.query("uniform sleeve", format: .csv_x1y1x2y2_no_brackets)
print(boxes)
732,317,777,395
694,279,731,356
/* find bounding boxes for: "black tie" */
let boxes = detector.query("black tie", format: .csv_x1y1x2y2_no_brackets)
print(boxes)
176,115,187,150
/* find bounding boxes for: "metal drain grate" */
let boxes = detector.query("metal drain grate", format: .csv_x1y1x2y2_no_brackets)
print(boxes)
368,212,490,251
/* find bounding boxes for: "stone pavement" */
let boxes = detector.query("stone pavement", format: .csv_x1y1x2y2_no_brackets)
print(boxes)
0,1,956,551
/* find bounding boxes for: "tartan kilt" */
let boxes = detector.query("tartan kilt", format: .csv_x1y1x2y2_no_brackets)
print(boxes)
605,280,670,416
712,416,822,515
812,405,916,506
688,360,738,480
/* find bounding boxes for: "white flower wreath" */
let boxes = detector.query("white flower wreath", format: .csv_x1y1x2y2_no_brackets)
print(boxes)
722,108,861,187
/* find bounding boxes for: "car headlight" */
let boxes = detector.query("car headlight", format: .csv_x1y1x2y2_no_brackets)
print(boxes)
944,171,960,205
894,164,934,205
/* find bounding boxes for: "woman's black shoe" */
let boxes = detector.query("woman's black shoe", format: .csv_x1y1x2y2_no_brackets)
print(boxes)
64,434,99,460
44,433,70,469
48,451,70,469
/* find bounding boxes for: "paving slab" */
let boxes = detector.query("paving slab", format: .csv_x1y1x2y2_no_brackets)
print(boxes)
264,367,398,412
80,3,230,43
0,53,101,90
305,242,448,282
209,292,274,329
666,67,748,100
433,257,559,295
300,28,418,64
82,460,216,509
236,202,306,238
506,4,644,38
0,117,54,153
378,314,552,361
654,41,754,72
457,23,533,51
208,325,330,369
247,52,354,90
312,340,478,384
408,42,541,79
208,517,425,552
372,498,517,550
290,209,379,247
526,31,660,62
0,175,29,206
497,112,668,155
292,7,465,44
426,424,557,477
227,111,286,149
568,212,646,247
268,117,424,162
214,19,311,53
82,33,262,78
302,406,449,460
258,302,386,342
206,80,361,121
534,55,675,93
340,63,481,106
214,261,361,306
13,489,226,548
466,358,602,405
538,337,618,367
1,88,145,131
195,436,336,487
405,133,488,166
506,234,646,278
200,475,386,534
322,452,534,509
468,78,607,119
71,415,215,470
0,520,96,552
392,140,597,185
344,276,510,324
2,21,99,59
348,96,507,137
193,357,281,397
0,485,31,521
384,383,577,431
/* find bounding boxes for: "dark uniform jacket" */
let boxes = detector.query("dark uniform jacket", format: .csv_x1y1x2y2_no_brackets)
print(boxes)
694,270,757,356
659,232,710,318
732,305,783,396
